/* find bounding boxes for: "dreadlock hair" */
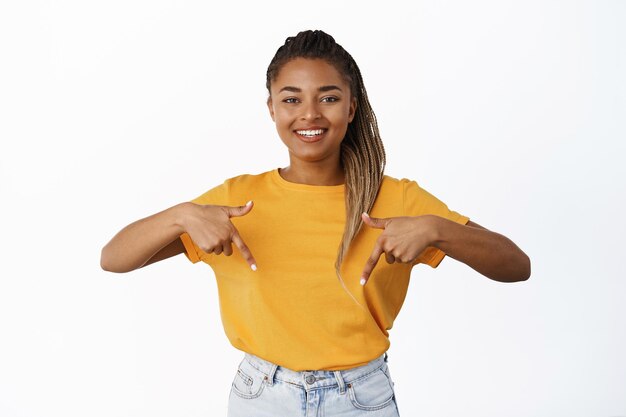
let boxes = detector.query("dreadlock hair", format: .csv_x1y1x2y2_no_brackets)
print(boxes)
265,30,386,308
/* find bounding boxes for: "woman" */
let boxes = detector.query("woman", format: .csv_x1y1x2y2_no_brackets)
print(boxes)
101,29,530,416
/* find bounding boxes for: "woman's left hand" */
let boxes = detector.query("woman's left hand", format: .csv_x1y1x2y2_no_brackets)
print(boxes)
359,213,436,286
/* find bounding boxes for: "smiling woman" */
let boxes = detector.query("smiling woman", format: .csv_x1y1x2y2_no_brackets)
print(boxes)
101,29,530,417
266,57,356,183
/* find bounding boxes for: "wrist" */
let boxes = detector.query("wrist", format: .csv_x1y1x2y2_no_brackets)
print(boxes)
169,202,193,234
424,215,445,249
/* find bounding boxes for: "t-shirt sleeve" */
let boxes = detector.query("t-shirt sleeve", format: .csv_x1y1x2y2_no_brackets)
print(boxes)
180,230,203,264
402,179,470,268
179,183,227,264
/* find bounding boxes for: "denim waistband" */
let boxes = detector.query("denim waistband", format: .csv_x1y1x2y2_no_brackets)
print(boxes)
242,351,389,393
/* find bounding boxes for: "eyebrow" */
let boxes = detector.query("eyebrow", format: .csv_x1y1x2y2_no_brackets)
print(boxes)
278,85,343,94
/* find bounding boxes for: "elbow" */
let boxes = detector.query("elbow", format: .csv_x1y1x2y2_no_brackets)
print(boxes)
100,246,110,271
100,249,115,272
514,253,531,282
520,254,530,281
521,253,531,281
100,259,115,273
100,246,127,273
491,253,531,283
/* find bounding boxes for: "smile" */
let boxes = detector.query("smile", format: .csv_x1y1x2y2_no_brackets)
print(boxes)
294,129,327,143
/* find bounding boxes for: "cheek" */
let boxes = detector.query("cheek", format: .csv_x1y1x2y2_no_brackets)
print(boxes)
275,116,294,135
332,105,352,124
274,109,295,124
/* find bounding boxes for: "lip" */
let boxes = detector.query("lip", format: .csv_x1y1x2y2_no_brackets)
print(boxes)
294,126,327,131
294,128,327,143
293,126,328,143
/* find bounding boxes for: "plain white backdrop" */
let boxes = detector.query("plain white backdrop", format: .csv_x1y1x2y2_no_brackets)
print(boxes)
1,0,624,416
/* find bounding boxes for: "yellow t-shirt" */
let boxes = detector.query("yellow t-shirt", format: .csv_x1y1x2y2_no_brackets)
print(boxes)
180,168,469,371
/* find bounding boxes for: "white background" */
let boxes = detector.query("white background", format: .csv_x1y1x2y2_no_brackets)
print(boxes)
1,0,624,416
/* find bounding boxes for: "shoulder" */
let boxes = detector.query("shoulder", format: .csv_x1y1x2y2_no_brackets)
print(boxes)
376,174,440,214
379,174,420,194
190,169,274,205
369,174,418,215
221,169,273,188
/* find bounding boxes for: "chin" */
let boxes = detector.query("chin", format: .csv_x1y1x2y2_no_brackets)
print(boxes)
291,153,329,162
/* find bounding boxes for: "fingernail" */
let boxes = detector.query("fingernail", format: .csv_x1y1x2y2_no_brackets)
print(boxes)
360,277,366,286
251,264,257,271
362,212,370,218
246,200,253,206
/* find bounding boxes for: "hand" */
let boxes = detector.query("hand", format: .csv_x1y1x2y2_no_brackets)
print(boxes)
359,213,435,285
183,200,257,270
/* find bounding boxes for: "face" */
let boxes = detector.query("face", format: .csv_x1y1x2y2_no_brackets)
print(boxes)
267,57,357,166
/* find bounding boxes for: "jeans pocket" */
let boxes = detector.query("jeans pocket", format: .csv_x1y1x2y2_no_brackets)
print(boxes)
230,358,268,400
380,362,396,389
347,366,396,411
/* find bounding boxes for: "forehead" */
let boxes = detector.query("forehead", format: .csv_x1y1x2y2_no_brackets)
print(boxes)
272,58,347,91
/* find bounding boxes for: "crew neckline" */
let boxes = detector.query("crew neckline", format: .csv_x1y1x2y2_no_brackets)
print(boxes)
271,168,345,193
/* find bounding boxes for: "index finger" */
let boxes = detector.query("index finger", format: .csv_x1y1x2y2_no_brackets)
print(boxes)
231,230,257,271
360,244,384,286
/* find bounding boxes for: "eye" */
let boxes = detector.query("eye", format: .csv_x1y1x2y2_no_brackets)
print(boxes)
321,96,339,103
283,97,299,104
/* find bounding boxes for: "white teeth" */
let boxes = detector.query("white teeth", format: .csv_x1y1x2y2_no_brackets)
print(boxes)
296,129,325,136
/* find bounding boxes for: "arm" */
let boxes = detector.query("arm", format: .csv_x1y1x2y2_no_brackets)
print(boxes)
360,214,531,285
100,203,189,273
430,217,531,282
101,200,257,273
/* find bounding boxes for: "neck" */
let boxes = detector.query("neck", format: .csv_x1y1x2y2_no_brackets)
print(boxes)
279,158,344,186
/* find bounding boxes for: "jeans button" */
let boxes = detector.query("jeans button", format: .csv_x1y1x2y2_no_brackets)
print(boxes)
305,375,316,384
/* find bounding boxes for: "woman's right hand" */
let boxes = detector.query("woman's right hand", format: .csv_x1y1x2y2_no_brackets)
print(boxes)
182,200,257,270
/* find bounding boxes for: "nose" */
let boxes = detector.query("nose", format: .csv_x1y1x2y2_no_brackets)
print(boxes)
300,99,321,121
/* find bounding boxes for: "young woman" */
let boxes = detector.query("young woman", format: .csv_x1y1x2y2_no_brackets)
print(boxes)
101,30,530,417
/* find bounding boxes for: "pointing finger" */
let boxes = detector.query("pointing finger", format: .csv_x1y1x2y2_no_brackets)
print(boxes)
361,212,389,229
360,244,383,286
226,200,254,218
231,230,257,271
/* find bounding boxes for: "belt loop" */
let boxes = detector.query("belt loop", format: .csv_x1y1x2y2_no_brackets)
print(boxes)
333,371,346,394
384,352,388,362
266,363,278,386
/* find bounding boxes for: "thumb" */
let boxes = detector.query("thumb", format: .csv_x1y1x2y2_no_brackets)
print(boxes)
361,212,388,229
226,200,254,218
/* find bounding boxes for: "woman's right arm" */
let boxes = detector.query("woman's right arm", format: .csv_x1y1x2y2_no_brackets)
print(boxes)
100,202,191,273
100,201,257,273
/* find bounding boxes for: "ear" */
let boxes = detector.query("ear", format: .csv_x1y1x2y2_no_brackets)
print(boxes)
348,95,357,123
267,96,275,122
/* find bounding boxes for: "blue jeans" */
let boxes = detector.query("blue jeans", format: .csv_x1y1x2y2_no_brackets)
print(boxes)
227,351,401,416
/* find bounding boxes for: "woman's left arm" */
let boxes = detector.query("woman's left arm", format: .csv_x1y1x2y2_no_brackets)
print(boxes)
430,216,531,283
359,214,531,285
